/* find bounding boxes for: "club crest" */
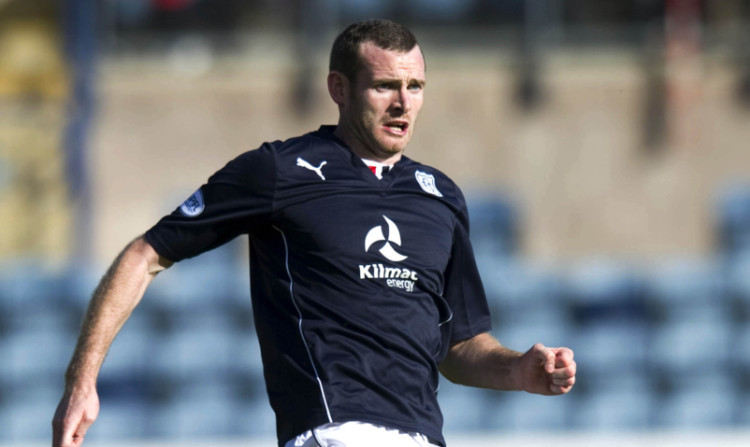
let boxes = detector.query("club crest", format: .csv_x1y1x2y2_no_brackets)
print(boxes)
415,170,443,197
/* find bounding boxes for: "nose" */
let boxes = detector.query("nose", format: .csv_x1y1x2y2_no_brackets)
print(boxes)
393,87,411,113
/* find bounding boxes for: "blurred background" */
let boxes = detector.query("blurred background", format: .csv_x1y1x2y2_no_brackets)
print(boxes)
2,0,750,445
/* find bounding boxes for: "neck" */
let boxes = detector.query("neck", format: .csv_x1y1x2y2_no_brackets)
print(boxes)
333,124,403,165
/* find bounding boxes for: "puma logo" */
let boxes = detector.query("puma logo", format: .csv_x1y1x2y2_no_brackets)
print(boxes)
296,157,327,181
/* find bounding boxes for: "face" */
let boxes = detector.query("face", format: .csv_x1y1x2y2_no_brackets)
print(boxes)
331,41,426,162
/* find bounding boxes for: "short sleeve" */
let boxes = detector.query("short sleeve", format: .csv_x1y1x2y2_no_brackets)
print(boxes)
144,144,276,262
442,204,493,345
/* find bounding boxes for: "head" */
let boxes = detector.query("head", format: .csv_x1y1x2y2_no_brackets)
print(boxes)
328,20,426,163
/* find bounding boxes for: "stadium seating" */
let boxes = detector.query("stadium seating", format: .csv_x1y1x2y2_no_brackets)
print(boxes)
437,379,490,433
0,381,62,441
2,197,749,441
484,390,571,431
645,258,732,391
85,399,153,440
468,194,520,260
150,379,242,438
570,374,654,430
717,184,750,257
653,373,737,428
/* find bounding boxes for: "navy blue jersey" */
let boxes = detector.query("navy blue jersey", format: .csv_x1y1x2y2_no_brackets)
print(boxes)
145,126,492,446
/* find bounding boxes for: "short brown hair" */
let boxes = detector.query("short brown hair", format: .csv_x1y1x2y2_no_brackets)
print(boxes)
329,20,421,81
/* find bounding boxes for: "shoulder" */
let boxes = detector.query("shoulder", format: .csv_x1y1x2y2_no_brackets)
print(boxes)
214,127,338,178
265,126,343,159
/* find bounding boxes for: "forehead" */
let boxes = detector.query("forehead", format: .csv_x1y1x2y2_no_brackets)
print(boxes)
356,41,425,81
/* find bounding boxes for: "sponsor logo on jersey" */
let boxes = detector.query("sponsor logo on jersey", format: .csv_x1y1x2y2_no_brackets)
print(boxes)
360,215,418,292
365,215,407,262
296,157,327,180
179,189,205,217
415,170,443,197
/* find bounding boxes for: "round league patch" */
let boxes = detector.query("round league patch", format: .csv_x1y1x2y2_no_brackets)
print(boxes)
179,189,205,217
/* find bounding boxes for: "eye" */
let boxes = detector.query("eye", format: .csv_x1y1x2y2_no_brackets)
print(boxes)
374,83,391,92
408,83,423,92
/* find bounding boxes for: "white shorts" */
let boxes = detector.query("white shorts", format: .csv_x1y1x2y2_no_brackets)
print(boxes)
284,421,440,447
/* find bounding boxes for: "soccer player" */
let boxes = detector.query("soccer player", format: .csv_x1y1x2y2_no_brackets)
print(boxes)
52,20,576,447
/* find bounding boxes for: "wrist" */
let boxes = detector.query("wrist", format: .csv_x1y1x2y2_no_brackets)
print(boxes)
65,380,97,395
506,353,525,391
64,369,98,394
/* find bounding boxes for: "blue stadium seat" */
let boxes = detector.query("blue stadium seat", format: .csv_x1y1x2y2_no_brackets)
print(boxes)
735,392,750,425
563,259,649,376
0,266,75,334
99,322,157,380
467,194,519,260
146,251,250,332
61,263,103,313
0,381,61,441
231,331,265,383
151,321,241,383
232,398,278,438
570,320,648,380
727,253,750,322
84,400,153,440
648,319,731,385
645,258,727,324
481,259,566,329
228,336,273,436
564,259,648,326
493,318,569,356
559,259,654,419
0,327,75,384
733,323,750,377
716,184,750,257
483,390,571,431
653,374,736,428
437,379,489,433
151,380,240,437
570,374,653,430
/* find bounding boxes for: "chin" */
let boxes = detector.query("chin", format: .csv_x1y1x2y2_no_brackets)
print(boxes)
380,138,410,154
381,144,406,155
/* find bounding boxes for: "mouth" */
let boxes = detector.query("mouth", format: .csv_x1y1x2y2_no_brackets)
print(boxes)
383,120,409,136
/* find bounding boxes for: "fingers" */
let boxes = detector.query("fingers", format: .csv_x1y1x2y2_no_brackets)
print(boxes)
550,369,576,391
554,347,574,367
550,382,574,394
52,399,71,447
531,343,556,374
52,411,79,447
54,416,90,447
550,347,576,394
70,411,95,447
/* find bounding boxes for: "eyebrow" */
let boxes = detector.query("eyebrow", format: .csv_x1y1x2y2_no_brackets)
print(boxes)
373,78,426,88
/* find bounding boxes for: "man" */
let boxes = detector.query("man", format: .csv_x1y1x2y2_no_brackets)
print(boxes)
52,20,576,447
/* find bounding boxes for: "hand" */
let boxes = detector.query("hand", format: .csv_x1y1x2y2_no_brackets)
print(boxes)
52,386,100,447
517,343,576,395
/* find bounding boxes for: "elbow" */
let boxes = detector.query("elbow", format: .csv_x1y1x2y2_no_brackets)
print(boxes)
438,351,468,386
438,366,462,385
123,236,173,277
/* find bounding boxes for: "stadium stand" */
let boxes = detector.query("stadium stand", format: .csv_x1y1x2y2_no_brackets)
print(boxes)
5,189,750,441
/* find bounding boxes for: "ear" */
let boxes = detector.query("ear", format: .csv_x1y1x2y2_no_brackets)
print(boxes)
327,71,349,107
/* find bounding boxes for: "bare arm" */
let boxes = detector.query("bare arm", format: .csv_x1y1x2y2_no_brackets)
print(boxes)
52,236,173,447
439,332,576,395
